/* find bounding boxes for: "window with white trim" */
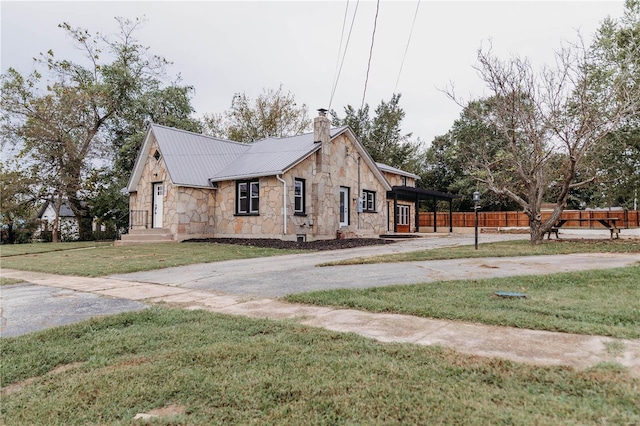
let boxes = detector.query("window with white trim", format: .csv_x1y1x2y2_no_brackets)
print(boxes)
363,190,376,212
294,178,305,214
397,205,409,225
237,180,259,214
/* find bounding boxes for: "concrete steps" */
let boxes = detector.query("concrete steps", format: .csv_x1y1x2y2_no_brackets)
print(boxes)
115,228,175,246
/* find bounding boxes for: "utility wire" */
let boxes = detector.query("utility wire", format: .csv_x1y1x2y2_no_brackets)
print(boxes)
361,0,380,110
329,0,360,112
394,0,420,93
328,1,350,109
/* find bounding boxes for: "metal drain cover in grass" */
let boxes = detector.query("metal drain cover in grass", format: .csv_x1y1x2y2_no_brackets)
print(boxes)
494,291,527,298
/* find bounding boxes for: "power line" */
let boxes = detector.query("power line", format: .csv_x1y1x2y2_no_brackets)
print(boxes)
361,0,380,110
328,1,350,109
328,0,360,112
394,0,421,94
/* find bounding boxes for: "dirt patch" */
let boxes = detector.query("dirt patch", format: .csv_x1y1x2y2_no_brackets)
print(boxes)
183,237,395,251
1,361,84,396
134,404,186,420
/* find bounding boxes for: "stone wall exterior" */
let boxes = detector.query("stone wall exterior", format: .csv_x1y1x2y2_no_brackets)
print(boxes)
317,134,388,238
130,134,168,229
130,128,414,241
129,134,216,240
212,176,285,239
210,134,389,241
382,171,416,188
170,187,216,240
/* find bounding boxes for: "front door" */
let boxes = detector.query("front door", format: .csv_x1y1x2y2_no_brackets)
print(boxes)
397,204,409,233
339,187,349,227
152,183,164,228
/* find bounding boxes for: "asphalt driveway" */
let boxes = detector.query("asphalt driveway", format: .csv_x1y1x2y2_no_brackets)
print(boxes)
109,234,640,297
0,283,147,338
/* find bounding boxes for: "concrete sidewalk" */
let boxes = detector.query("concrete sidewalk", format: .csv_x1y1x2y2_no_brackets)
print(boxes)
2,260,639,376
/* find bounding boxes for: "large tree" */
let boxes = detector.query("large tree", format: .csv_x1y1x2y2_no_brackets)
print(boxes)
586,0,640,208
448,35,640,243
1,17,200,240
330,94,422,173
421,129,520,212
203,86,311,142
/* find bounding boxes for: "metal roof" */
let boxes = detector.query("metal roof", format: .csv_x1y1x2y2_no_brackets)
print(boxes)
209,132,321,182
376,162,420,180
127,124,413,191
152,124,249,187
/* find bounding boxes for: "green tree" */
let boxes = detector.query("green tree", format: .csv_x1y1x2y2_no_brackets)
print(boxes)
330,94,422,172
1,17,200,240
0,162,40,243
587,0,640,208
448,36,640,243
203,86,311,142
421,130,519,212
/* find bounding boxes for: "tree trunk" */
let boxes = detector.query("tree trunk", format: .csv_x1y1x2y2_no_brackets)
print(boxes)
529,216,547,245
6,214,16,244
68,195,92,241
52,193,63,243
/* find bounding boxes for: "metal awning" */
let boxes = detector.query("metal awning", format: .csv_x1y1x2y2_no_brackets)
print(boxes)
387,186,461,233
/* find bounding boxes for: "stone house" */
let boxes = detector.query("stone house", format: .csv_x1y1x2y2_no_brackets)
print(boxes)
121,110,457,244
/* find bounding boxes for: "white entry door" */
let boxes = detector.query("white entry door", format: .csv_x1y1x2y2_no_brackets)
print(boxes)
153,183,164,228
339,187,349,227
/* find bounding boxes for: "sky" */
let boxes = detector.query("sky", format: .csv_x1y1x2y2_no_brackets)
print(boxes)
0,1,626,147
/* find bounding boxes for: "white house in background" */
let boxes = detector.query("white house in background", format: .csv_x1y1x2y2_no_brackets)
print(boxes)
36,200,104,241
36,201,80,241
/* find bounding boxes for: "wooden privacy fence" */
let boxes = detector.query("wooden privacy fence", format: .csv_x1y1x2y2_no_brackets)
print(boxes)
419,210,640,229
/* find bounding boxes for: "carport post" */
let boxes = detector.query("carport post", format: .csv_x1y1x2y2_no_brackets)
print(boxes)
433,196,437,233
414,193,419,233
393,193,398,233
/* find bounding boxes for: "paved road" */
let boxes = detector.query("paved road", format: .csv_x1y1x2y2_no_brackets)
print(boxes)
109,233,640,297
0,283,147,338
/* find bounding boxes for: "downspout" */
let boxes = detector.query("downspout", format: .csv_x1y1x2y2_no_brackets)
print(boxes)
357,157,361,229
276,174,287,235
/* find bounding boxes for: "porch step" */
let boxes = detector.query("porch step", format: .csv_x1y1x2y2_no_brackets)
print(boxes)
115,228,175,246
379,234,423,239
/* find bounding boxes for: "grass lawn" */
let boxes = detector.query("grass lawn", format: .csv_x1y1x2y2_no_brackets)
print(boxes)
0,241,113,257
287,265,640,339
0,277,24,286
319,239,640,266
1,308,638,425
0,242,303,277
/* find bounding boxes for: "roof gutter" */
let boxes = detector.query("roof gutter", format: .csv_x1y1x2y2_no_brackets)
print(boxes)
276,174,287,235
